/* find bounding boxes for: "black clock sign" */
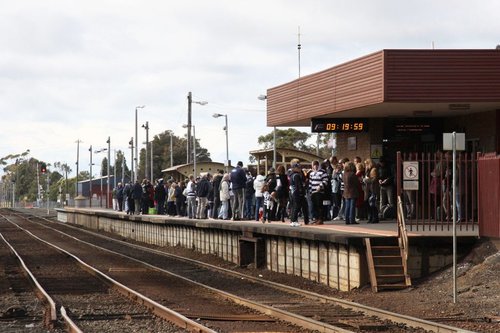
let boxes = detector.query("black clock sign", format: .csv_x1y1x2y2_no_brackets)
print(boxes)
311,118,369,133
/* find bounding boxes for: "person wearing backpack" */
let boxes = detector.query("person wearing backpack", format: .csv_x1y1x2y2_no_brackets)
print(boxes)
154,179,166,215
244,171,255,220
289,161,309,227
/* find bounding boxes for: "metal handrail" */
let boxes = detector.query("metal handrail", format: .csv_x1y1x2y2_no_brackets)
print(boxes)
397,196,409,263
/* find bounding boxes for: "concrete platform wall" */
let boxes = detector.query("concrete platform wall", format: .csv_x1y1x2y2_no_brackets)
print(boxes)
267,237,363,291
59,209,366,291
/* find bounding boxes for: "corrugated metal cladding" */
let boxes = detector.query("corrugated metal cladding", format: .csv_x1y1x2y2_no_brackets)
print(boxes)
384,50,500,102
267,49,500,127
267,51,385,126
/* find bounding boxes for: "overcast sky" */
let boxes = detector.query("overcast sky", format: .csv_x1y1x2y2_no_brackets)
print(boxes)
1,0,499,177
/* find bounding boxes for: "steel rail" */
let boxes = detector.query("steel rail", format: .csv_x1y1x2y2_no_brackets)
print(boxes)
53,216,473,333
110,238,477,333
1,213,217,333
0,231,57,325
13,209,476,333
60,306,83,333
8,211,356,332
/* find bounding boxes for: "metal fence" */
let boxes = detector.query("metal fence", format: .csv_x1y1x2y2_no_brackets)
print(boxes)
396,151,479,231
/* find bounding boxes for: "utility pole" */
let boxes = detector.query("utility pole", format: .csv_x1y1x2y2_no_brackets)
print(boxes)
187,92,192,164
186,92,206,165
46,172,50,215
113,150,117,188
36,162,41,207
89,145,93,207
150,139,153,182
106,136,111,208
64,167,68,206
142,121,149,179
120,152,124,184
12,179,15,208
75,139,82,196
129,138,134,184
193,125,197,177
135,105,145,182
170,132,173,168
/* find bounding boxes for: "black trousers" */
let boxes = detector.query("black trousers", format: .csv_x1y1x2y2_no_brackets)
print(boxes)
311,191,324,221
291,193,309,224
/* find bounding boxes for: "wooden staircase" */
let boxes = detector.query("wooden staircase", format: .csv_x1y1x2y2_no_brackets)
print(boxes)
365,197,411,292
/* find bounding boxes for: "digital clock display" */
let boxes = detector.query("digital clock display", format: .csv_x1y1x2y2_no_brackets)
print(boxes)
311,118,369,133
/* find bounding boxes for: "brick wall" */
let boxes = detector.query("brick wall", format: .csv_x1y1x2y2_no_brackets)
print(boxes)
335,119,384,162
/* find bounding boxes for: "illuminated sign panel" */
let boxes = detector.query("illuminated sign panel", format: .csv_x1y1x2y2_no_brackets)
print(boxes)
311,118,369,133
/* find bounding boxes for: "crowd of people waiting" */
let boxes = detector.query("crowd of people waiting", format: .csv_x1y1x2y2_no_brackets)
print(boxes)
111,156,396,227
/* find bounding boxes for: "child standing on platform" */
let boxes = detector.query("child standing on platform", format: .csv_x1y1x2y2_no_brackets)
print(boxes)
261,184,274,223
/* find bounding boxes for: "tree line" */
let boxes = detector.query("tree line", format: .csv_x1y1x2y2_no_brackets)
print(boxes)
1,129,334,204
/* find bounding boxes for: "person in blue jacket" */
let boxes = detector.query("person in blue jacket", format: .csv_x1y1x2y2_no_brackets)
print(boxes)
230,161,246,220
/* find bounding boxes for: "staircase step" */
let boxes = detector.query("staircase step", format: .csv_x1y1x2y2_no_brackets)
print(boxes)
371,246,400,249
377,274,405,278
365,233,412,293
374,264,403,268
377,283,409,289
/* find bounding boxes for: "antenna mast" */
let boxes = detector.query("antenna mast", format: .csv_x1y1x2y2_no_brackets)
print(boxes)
297,26,302,78
295,26,302,118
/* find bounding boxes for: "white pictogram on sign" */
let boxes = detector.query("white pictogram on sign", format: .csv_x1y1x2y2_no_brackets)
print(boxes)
403,162,419,180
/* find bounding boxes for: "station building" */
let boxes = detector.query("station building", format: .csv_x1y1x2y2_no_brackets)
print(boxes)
265,49,500,238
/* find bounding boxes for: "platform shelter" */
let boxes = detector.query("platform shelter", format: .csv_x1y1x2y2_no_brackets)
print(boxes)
264,49,500,238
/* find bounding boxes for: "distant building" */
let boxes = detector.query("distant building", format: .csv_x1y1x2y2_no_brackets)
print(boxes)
161,162,230,182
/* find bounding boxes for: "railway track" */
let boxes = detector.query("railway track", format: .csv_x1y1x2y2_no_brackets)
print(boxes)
0,210,312,332
1,208,475,333
0,212,207,333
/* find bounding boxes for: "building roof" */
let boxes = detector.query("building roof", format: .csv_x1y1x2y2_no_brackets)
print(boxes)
266,49,500,127
249,147,323,164
161,162,229,181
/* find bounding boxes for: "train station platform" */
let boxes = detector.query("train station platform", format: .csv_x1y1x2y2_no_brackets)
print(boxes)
57,207,479,292
61,207,479,238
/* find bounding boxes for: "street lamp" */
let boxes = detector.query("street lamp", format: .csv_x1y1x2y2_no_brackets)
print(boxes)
89,145,93,207
142,121,149,179
258,94,276,169
128,137,134,183
135,105,145,181
187,92,207,163
182,124,197,176
106,137,110,208
75,139,83,197
212,113,229,172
